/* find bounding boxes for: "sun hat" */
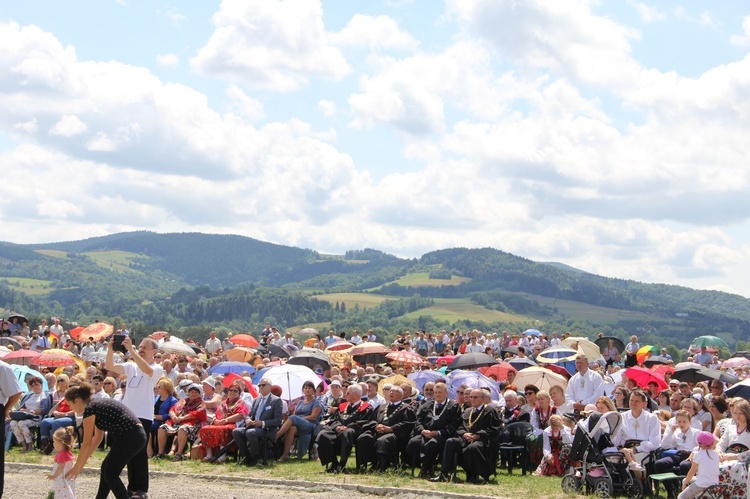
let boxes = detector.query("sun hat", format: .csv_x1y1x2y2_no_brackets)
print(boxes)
696,431,716,447
187,383,203,394
178,379,192,389
202,376,216,387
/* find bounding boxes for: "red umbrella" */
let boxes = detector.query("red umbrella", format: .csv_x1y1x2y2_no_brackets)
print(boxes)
69,326,85,339
76,323,114,342
2,349,40,365
326,340,353,351
544,363,572,380
651,364,675,379
436,355,457,366
386,350,425,365
229,334,260,348
35,350,77,367
624,366,668,391
479,362,517,381
222,373,259,397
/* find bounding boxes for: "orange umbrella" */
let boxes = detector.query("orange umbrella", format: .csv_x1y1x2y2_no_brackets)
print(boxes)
636,345,660,364
35,349,77,367
226,347,259,364
386,350,424,365
229,334,260,348
479,362,517,381
76,323,114,342
69,326,85,339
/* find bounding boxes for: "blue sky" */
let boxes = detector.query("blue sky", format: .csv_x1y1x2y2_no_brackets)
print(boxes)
3,0,750,298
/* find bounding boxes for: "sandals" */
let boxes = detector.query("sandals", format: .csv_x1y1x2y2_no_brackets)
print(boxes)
201,456,212,463
153,454,165,459
172,454,184,462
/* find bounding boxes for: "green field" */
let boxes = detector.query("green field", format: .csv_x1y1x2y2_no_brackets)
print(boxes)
312,293,396,309
35,249,67,258
0,277,56,295
82,250,144,273
515,292,680,325
403,298,526,323
370,272,471,291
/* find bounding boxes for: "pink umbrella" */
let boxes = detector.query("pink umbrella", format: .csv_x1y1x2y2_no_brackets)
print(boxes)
722,357,750,368
624,366,668,391
2,349,41,366
326,340,353,351
386,350,425,365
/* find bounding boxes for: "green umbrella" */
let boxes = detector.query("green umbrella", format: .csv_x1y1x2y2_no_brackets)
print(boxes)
691,335,729,349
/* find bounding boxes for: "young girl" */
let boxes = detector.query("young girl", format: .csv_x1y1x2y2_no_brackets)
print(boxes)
679,431,720,499
47,426,76,499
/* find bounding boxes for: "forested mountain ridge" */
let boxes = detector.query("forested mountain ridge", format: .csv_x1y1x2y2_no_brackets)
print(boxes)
1,232,749,351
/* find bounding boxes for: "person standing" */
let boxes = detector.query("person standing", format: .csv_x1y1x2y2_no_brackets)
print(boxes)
204,331,222,356
625,335,640,367
1,359,23,497
105,335,163,499
64,384,147,499
565,355,605,412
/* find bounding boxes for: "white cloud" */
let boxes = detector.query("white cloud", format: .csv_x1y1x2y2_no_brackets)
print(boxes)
627,1,666,23
155,53,179,68
731,15,750,46
49,114,88,137
699,11,721,30
318,100,337,117
157,9,187,26
225,84,264,121
330,14,419,51
13,119,37,133
190,0,350,92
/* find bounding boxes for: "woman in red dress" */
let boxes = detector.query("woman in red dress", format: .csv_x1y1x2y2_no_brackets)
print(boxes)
197,382,248,462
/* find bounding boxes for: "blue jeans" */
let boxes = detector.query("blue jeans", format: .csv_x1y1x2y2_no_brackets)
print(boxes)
39,416,75,440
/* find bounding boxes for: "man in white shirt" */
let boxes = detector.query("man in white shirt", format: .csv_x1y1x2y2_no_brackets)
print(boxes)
366,379,386,409
34,330,51,353
549,332,560,347
205,331,222,355
614,389,661,471
105,335,164,499
349,331,363,345
80,339,96,358
565,355,605,411
465,336,484,354
49,318,64,338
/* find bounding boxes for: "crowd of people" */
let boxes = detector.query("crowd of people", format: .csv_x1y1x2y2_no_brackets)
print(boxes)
2,320,750,498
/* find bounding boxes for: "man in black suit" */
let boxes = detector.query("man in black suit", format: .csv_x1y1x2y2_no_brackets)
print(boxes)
432,388,499,484
315,384,373,473
355,385,416,472
232,377,283,466
405,382,462,478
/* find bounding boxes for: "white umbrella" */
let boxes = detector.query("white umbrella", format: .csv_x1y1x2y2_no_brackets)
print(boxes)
560,337,603,362
260,364,320,401
158,335,184,344
0,345,11,358
512,366,568,392
83,351,124,364
159,341,195,356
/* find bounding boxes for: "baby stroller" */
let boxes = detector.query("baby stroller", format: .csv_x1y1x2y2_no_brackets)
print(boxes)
561,412,642,498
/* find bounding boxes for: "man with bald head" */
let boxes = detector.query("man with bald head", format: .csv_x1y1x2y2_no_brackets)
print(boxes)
431,388,499,483
316,384,374,473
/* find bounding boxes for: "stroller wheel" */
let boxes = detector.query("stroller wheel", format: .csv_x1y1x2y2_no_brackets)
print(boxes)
624,477,643,499
592,478,613,498
561,473,581,494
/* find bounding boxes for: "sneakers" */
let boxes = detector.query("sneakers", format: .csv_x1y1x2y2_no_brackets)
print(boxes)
628,461,643,471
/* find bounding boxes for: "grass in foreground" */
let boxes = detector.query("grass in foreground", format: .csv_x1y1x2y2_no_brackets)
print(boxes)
7,448,571,498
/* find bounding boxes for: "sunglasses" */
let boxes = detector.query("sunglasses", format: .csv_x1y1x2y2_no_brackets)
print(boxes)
457,391,465,395
56,379,65,383
228,389,241,393
258,383,269,387
525,391,535,395
469,395,482,399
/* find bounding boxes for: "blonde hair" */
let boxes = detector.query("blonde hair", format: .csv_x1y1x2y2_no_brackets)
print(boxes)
53,426,76,451
549,414,564,428
596,396,616,412
156,377,175,396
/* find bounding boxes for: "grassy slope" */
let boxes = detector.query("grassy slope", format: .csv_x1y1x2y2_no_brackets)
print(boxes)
313,293,396,309
402,298,527,323
0,277,56,295
82,250,145,274
368,271,471,291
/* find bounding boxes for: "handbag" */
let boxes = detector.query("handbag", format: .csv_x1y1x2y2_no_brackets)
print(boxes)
189,443,206,461
9,410,37,421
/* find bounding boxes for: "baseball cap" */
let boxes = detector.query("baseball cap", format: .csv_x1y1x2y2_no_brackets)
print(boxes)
696,431,716,447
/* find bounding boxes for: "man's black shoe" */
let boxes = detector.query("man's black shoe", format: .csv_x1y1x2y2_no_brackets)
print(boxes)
430,473,450,483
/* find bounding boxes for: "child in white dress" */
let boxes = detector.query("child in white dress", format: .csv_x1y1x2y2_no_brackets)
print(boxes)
679,431,720,499
46,426,76,499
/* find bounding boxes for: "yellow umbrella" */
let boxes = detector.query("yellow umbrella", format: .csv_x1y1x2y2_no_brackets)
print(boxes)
378,374,415,396
327,350,352,368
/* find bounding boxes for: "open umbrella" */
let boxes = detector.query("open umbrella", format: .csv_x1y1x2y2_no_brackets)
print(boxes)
267,344,291,360
508,357,537,371
150,331,170,340
636,345,660,364
478,362,517,381
537,347,577,374
695,368,739,385
83,351,124,364
446,352,498,372
208,361,256,376
327,350,352,368
407,370,446,392
378,374,416,396
35,349,77,367
643,356,671,368
447,370,500,401
731,351,750,361
221,372,258,397
544,363,572,380
594,336,626,354
386,350,425,365
523,329,541,337
671,364,705,383
436,355,457,366
500,346,519,357
0,345,11,358
287,348,331,371
650,364,675,380
77,322,114,342
691,336,729,350
0,337,22,350
11,364,49,391
624,366,668,390
722,357,750,369
229,334,260,348
326,340,353,351
2,349,40,365
297,327,319,336
159,341,196,356
725,379,750,399
225,347,258,363
512,366,568,392
560,337,603,361
262,364,324,400
349,341,387,356
68,326,85,339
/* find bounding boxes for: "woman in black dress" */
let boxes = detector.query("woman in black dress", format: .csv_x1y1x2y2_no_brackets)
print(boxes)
64,383,147,499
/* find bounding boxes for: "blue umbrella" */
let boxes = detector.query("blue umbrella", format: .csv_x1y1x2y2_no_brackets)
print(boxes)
447,369,500,401
508,357,537,371
536,347,578,375
11,364,49,391
252,366,272,384
208,361,256,376
524,329,541,337
407,370,446,392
